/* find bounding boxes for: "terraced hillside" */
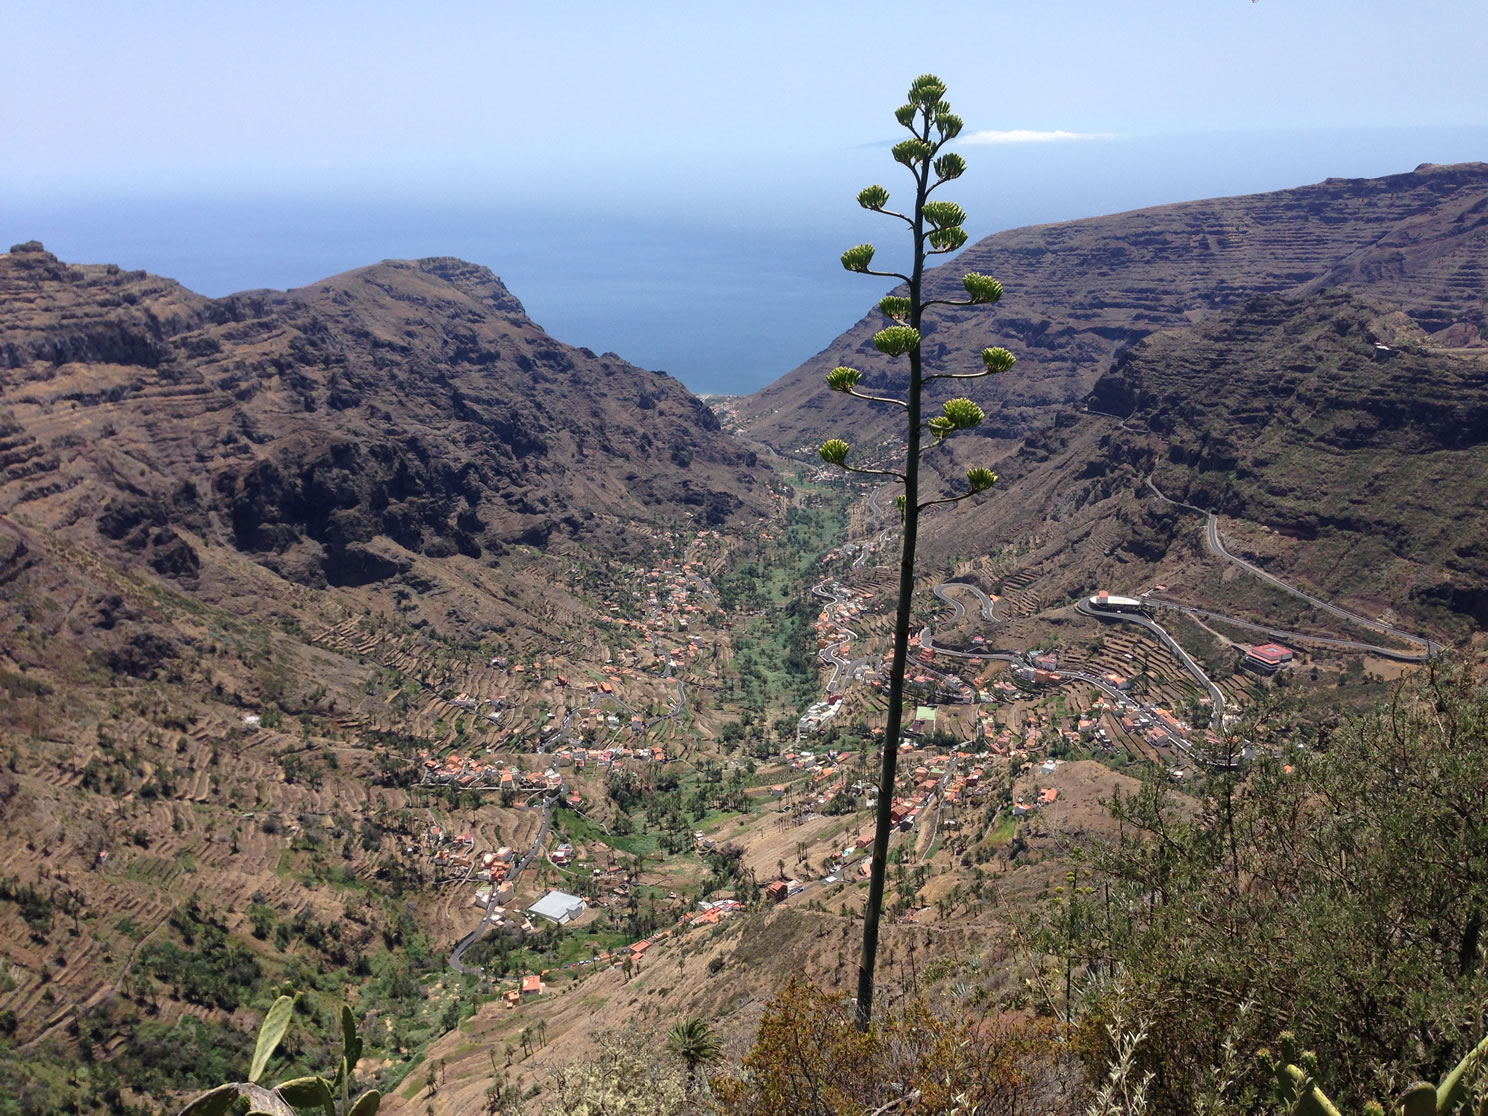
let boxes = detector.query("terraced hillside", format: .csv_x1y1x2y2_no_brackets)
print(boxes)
738,161,1488,458
0,241,789,1110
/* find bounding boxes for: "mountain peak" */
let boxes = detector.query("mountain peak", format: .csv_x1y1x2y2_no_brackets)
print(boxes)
289,255,529,320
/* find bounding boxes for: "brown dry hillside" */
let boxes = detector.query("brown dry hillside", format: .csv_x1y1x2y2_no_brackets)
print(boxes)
0,242,771,589
903,290,1488,642
737,162,1488,459
0,241,788,1110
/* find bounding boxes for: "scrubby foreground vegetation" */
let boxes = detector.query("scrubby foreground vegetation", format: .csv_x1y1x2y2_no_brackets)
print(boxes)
690,661,1488,1115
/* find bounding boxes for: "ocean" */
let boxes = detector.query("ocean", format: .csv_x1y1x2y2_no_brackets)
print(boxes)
5,127,1484,396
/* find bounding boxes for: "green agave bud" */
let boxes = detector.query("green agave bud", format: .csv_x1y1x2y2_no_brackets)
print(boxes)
878,296,911,321
841,243,876,273
909,74,947,106
819,439,850,466
963,273,1004,304
826,366,861,392
928,226,968,251
928,416,953,440
857,184,890,210
982,346,1016,373
943,397,985,429
895,494,907,514
892,138,934,168
873,326,921,357
967,467,998,492
895,103,917,128
934,152,966,181
935,112,963,141
923,201,967,229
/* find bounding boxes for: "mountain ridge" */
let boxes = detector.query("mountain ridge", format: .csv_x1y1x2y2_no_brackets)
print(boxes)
735,161,1488,457
0,244,770,590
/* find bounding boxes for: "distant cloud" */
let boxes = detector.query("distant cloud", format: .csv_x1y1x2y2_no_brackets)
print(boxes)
959,129,1113,144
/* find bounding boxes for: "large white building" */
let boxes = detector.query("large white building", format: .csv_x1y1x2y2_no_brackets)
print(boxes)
528,890,587,925
1087,591,1146,614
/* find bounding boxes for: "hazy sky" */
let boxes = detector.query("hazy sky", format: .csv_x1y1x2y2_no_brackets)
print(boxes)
5,2,1486,393
7,0,1485,200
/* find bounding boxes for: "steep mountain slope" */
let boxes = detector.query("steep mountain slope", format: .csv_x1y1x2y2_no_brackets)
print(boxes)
737,162,1488,458
912,291,1488,637
0,242,784,1105
1,242,767,589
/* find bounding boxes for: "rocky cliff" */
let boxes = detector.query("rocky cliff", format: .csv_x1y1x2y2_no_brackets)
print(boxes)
737,162,1488,459
0,243,769,588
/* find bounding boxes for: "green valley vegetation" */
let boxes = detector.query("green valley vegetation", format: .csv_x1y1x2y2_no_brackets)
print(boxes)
718,482,849,719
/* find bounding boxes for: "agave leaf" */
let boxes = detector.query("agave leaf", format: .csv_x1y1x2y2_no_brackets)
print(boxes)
249,996,295,1084
1397,1080,1434,1116
276,1075,333,1108
1436,1033,1488,1113
177,1082,241,1116
341,1003,363,1068
240,1081,299,1116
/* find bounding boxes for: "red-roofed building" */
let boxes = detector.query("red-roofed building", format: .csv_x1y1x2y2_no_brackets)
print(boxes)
1245,642,1295,673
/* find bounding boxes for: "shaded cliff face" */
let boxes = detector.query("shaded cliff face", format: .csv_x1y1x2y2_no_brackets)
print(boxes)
0,245,767,587
913,291,1487,635
737,162,1488,457
1086,291,1488,626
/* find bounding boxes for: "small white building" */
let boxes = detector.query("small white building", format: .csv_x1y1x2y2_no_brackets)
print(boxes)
528,890,587,926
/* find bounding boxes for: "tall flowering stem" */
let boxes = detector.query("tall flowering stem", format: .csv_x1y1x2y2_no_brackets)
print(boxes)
820,73,1014,1030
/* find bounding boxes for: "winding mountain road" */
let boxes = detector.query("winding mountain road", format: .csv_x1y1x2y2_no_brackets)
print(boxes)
1145,478,1440,660
932,580,1004,625
1075,598,1225,729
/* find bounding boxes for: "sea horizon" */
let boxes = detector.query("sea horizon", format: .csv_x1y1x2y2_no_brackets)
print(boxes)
5,125,1484,396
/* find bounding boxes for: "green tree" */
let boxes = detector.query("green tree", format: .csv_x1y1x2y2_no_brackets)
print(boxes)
666,1016,722,1102
1063,663,1488,1112
818,72,1014,1028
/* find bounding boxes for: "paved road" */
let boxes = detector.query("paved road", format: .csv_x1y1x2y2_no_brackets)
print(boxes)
1075,599,1225,729
1145,600,1433,663
933,580,1003,624
813,580,876,693
1146,478,1440,659
449,790,560,975
919,625,1209,762
853,485,898,568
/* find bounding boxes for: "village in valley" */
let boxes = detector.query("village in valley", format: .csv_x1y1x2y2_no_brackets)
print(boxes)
355,465,1433,1034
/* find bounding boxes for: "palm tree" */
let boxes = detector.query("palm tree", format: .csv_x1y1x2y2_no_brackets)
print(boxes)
667,1016,721,1102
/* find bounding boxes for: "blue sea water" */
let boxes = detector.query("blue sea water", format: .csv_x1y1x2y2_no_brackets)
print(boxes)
5,128,1484,396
